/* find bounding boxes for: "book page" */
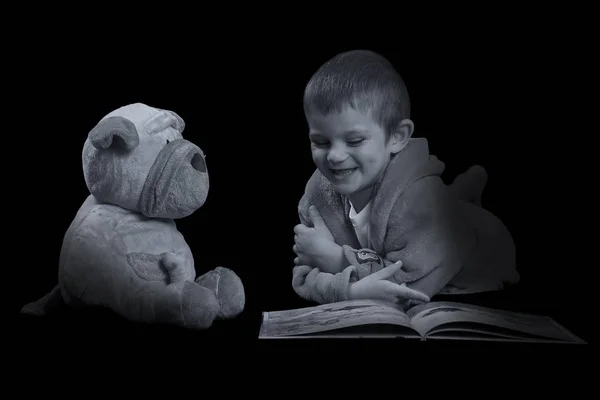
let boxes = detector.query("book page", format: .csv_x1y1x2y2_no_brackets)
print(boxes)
407,301,585,343
259,299,414,338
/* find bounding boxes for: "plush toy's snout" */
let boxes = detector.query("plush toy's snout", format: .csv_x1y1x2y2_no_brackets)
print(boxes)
138,137,209,219
191,151,206,173
83,104,210,219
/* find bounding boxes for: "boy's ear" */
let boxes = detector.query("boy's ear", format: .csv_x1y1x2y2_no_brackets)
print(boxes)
389,119,414,154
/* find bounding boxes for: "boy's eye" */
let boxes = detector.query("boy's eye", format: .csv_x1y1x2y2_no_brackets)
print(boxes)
346,138,365,146
312,141,329,147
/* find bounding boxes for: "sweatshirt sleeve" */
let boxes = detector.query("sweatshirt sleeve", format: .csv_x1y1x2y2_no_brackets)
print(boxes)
340,176,476,299
293,178,367,304
291,264,359,304
293,196,359,304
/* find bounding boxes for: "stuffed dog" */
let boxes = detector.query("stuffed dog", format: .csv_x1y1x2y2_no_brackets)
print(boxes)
21,103,245,329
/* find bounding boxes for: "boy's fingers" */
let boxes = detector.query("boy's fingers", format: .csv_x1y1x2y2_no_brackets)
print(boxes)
367,260,403,281
293,224,309,234
397,285,430,303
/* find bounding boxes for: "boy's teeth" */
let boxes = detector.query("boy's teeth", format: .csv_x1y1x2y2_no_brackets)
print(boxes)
332,168,355,177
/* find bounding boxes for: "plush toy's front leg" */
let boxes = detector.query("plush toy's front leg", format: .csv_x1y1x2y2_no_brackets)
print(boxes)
116,252,220,329
153,252,220,329
161,252,192,284
196,267,245,320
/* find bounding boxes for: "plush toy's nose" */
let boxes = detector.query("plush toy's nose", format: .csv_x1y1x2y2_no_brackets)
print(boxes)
191,152,206,173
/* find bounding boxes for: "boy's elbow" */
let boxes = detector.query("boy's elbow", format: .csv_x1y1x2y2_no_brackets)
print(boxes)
406,260,462,299
318,264,344,275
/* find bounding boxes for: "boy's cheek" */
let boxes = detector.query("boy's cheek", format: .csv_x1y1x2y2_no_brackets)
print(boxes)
311,155,328,170
310,149,323,161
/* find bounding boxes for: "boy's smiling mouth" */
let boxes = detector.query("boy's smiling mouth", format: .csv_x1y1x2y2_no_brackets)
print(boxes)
330,167,357,179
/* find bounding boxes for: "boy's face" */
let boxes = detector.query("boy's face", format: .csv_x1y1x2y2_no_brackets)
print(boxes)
307,106,400,203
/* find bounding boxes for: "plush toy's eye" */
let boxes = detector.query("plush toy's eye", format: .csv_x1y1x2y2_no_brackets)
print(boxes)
166,139,170,144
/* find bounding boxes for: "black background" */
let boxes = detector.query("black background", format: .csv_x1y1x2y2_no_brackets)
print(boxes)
11,27,590,356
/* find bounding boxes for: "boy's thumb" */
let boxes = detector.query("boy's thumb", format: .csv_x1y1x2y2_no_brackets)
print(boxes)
308,205,325,228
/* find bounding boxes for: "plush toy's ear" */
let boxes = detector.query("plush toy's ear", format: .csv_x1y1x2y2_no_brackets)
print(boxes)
157,109,185,133
88,116,140,151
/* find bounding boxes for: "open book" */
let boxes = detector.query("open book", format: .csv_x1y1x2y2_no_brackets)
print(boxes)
259,299,586,344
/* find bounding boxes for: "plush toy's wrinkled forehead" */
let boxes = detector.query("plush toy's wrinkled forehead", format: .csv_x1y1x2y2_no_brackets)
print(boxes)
101,103,185,136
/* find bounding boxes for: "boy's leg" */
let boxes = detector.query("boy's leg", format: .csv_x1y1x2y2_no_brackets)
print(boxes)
449,165,488,206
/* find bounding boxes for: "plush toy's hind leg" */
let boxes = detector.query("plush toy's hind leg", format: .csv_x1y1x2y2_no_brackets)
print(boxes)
196,267,245,320
20,285,65,316
162,280,221,330
449,165,488,206
119,279,220,330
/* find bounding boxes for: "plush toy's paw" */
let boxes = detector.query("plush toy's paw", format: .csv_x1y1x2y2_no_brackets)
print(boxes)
161,252,188,284
20,285,64,316
195,267,245,320
21,301,46,316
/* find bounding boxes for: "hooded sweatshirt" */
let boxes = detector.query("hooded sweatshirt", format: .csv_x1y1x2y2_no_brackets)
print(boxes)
292,138,519,304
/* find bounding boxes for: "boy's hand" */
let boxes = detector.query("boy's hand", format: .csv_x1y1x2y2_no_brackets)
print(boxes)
348,261,431,305
305,205,335,242
293,206,345,272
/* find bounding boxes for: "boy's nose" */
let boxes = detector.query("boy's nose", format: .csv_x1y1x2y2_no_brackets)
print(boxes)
327,149,348,164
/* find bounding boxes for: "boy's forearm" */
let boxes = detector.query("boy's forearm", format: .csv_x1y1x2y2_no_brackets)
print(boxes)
339,245,457,297
341,245,386,280
317,243,348,274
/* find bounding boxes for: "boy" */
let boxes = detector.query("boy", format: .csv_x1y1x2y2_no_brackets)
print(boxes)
292,50,519,308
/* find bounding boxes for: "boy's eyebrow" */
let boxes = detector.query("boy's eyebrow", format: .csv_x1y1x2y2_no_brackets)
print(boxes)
343,128,369,135
309,128,369,138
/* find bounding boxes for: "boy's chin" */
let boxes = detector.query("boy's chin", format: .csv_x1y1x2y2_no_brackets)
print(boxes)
321,170,366,195
330,182,359,196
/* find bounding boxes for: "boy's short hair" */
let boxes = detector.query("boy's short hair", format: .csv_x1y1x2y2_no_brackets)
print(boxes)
303,50,411,137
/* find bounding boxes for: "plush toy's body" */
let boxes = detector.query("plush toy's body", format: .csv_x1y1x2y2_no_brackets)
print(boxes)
22,103,245,330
